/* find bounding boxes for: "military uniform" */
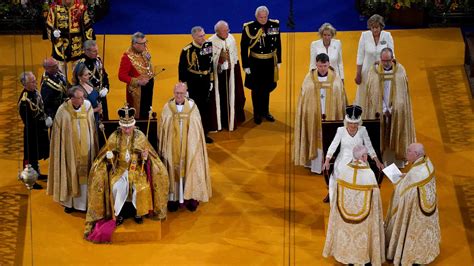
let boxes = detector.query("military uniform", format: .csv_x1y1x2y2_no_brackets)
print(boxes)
40,71,68,119
18,89,50,175
45,2,95,62
118,47,154,119
78,55,110,120
178,41,214,134
240,19,281,120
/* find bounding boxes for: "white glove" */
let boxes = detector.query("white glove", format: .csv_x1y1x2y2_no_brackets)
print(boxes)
99,88,108,98
45,116,53,128
106,151,114,160
221,61,229,70
244,68,251,75
53,29,61,38
209,83,214,91
277,63,281,69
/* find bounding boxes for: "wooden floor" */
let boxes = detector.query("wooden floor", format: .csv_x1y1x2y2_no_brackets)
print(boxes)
0,28,473,265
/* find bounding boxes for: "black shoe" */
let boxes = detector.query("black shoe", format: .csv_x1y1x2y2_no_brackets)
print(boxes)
116,215,124,226
185,199,199,212
32,183,43,190
264,114,275,122
205,136,214,144
322,193,329,203
167,201,179,212
37,174,48,181
134,216,143,224
254,116,262,125
64,207,74,213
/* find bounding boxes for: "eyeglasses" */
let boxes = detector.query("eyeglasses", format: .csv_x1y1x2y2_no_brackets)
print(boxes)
135,41,148,45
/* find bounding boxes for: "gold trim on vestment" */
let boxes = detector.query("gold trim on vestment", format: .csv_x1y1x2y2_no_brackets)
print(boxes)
336,181,374,224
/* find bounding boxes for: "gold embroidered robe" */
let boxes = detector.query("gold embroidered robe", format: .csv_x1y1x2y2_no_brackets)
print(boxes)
84,129,169,236
323,161,385,265
158,98,212,202
364,62,416,160
47,100,98,202
385,156,440,265
294,68,346,166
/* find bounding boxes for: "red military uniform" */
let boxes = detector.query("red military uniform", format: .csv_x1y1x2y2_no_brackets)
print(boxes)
118,47,154,119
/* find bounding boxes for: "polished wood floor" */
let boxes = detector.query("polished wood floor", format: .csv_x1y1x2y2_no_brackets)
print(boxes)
0,28,472,265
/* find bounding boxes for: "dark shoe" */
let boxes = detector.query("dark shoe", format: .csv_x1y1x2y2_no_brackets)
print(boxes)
185,199,199,212
205,136,214,144
322,193,329,203
64,207,75,213
32,183,43,190
134,216,143,224
264,114,275,122
37,174,48,181
167,201,179,212
254,116,262,125
116,215,124,226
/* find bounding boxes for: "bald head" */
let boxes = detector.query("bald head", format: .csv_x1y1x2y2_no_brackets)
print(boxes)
353,144,368,162
174,82,187,104
406,143,425,163
43,57,59,75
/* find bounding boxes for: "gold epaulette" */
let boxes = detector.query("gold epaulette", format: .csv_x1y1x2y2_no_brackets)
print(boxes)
183,44,192,51
270,19,280,24
20,92,28,102
243,21,253,27
77,58,86,63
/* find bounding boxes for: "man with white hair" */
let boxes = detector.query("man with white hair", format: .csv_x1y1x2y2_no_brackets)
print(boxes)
158,83,212,212
323,144,385,265
179,26,214,143
18,71,52,189
209,20,246,131
240,5,281,125
385,143,440,265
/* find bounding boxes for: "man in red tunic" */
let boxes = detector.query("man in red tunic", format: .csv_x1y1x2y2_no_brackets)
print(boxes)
118,32,155,119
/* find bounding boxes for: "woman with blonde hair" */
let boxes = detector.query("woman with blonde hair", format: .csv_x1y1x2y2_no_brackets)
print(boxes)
309,22,344,81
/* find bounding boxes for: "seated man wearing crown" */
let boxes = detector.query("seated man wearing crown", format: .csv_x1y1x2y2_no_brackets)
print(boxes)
323,144,385,265
85,105,169,241
158,82,212,212
385,143,440,265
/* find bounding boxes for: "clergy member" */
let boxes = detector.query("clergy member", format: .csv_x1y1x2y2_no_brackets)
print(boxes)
323,144,385,265
294,53,346,174
158,82,212,212
385,143,440,265
363,47,416,167
47,86,98,213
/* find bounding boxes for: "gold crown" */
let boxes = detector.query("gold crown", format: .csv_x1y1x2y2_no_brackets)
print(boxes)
118,103,136,127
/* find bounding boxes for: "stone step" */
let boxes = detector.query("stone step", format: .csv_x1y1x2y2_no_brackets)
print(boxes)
112,219,163,243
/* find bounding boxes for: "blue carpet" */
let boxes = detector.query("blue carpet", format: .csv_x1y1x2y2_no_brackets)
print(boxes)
94,0,372,34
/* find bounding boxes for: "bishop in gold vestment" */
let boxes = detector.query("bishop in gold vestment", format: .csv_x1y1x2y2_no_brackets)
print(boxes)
47,86,98,212
363,48,416,163
158,83,211,212
85,105,169,238
385,143,440,265
323,145,385,265
294,53,346,174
